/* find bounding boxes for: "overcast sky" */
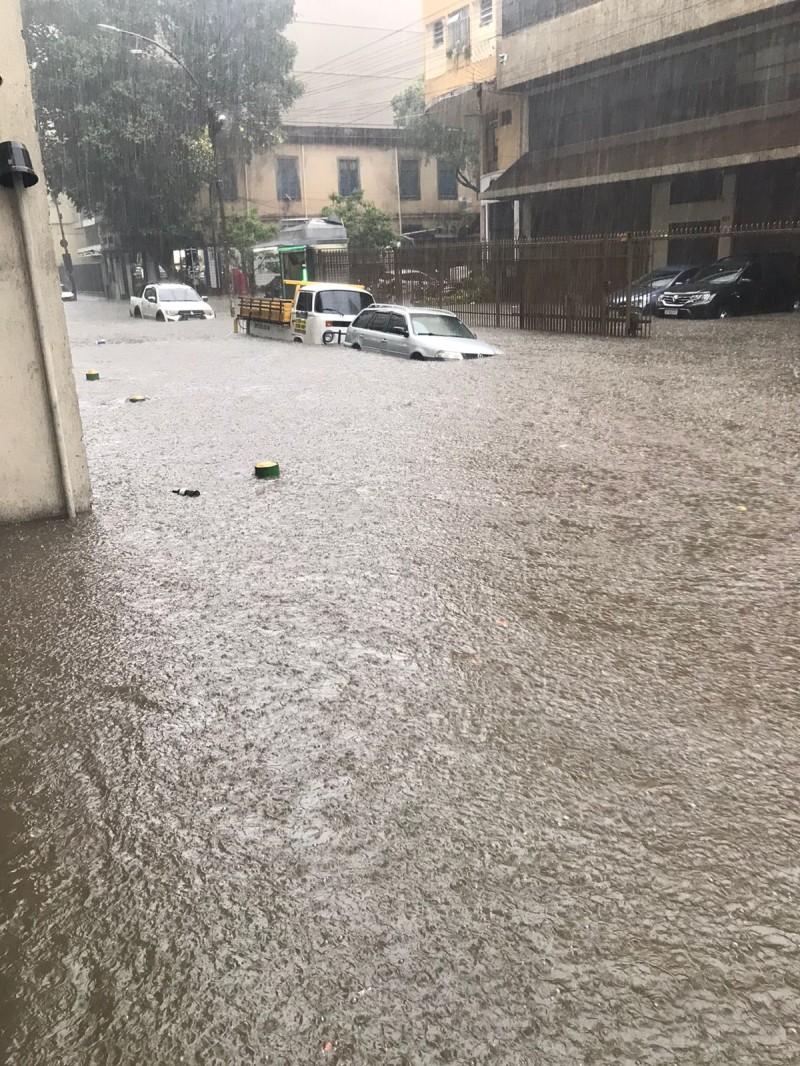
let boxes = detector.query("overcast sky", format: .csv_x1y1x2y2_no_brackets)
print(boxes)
284,0,424,127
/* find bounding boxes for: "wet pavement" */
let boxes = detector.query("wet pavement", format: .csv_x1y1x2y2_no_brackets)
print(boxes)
1,298,798,1065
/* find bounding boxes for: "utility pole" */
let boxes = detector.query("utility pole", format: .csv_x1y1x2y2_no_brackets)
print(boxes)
52,194,77,298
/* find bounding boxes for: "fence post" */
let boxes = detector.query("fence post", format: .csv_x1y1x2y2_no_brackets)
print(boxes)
494,247,501,328
393,246,403,305
624,232,634,338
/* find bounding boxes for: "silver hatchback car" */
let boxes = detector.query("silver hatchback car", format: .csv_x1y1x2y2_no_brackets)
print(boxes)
344,304,501,361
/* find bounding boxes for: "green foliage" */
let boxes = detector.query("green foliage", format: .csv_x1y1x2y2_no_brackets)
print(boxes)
23,0,299,248
226,209,274,252
227,209,275,288
392,79,479,194
322,190,397,251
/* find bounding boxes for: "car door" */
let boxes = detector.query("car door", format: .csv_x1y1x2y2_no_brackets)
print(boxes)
736,262,762,314
142,285,158,318
364,311,390,352
350,309,376,346
384,312,410,357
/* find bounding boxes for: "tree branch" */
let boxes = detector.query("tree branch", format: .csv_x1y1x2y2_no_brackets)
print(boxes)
457,171,479,195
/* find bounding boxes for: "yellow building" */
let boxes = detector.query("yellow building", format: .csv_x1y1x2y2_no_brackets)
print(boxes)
231,125,479,239
422,0,523,238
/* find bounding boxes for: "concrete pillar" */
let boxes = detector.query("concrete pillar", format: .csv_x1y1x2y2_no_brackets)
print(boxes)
650,179,671,267
519,196,533,238
717,171,737,258
0,0,91,523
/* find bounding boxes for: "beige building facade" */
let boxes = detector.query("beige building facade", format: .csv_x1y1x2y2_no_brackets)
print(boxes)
235,126,479,238
422,0,523,238
0,0,91,523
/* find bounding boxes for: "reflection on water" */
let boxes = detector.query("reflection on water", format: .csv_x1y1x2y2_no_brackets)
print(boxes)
1,302,799,1064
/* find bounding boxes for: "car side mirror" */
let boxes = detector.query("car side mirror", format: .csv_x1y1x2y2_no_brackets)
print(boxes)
201,295,209,302
392,326,409,336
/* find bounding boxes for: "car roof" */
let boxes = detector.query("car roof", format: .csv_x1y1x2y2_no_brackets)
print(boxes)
298,282,367,292
365,304,460,316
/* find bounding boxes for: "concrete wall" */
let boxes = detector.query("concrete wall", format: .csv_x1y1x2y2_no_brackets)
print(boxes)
241,140,478,228
498,0,792,89
0,0,91,523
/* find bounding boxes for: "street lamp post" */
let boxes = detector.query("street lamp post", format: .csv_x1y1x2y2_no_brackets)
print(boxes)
97,23,236,317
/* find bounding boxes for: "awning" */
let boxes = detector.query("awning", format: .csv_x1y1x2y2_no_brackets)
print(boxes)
485,111,800,199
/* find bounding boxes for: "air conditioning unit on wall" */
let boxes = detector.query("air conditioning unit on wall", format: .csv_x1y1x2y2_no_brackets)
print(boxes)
459,198,469,212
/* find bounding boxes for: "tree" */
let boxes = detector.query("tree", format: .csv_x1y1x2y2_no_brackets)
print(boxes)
322,191,396,250
392,79,479,194
23,0,299,263
226,209,275,292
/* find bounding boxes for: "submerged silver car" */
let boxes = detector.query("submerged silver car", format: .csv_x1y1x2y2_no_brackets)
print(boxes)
344,304,501,361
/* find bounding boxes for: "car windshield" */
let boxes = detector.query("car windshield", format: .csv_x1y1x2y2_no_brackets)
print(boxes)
691,259,749,285
315,290,374,316
158,286,202,302
411,313,474,338
635,268,684,288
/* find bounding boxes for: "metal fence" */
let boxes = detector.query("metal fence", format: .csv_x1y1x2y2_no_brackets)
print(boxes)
315,236,652,337
314,222,800,339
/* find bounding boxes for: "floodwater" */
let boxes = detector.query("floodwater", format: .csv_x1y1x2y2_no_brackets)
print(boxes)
1,299,798,1065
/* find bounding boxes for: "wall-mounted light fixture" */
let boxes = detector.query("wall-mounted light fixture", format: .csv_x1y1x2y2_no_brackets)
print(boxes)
0,141,39,188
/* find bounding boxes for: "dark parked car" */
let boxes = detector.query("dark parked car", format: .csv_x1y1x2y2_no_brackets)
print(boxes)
608,265,702,315
656,253,799,319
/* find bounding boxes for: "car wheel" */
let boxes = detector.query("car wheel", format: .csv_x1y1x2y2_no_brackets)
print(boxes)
156,311,165,322
718,304,734,319
351,343,361,350
133,307,142,318
410,352,425,361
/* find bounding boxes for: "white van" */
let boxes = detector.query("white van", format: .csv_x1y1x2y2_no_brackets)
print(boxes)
290,283,375,345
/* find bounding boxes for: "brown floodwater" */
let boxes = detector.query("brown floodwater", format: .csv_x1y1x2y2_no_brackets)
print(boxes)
1,300,798,1064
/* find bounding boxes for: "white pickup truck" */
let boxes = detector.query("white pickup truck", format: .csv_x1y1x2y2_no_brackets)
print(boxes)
130,283,215,322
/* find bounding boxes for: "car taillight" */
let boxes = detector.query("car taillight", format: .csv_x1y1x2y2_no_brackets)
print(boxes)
325,320,333,327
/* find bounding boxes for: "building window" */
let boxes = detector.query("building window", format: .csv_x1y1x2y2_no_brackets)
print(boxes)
503,0,597,35
398,158,421,201
432,19,444,47
338,158,360,197
276,157,301,203
447,8,470,57
499,109,513,127
437,160,458,200
479,0,493,26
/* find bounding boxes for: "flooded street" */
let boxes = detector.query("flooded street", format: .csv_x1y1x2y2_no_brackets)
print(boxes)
1,299,798,1064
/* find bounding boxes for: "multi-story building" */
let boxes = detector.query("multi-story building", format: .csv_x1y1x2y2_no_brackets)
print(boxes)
228,125,478,239
485,0,800,261
422,0,523,238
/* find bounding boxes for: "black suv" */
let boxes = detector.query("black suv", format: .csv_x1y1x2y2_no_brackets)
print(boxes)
656,253,798,319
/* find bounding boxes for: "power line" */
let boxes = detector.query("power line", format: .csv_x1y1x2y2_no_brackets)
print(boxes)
294,67,419,83
295,0,456,78
293,19,423,34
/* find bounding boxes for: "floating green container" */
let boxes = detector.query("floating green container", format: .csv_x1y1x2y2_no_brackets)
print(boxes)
127,395,147,403
254,461,280,480
86,369,100,381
